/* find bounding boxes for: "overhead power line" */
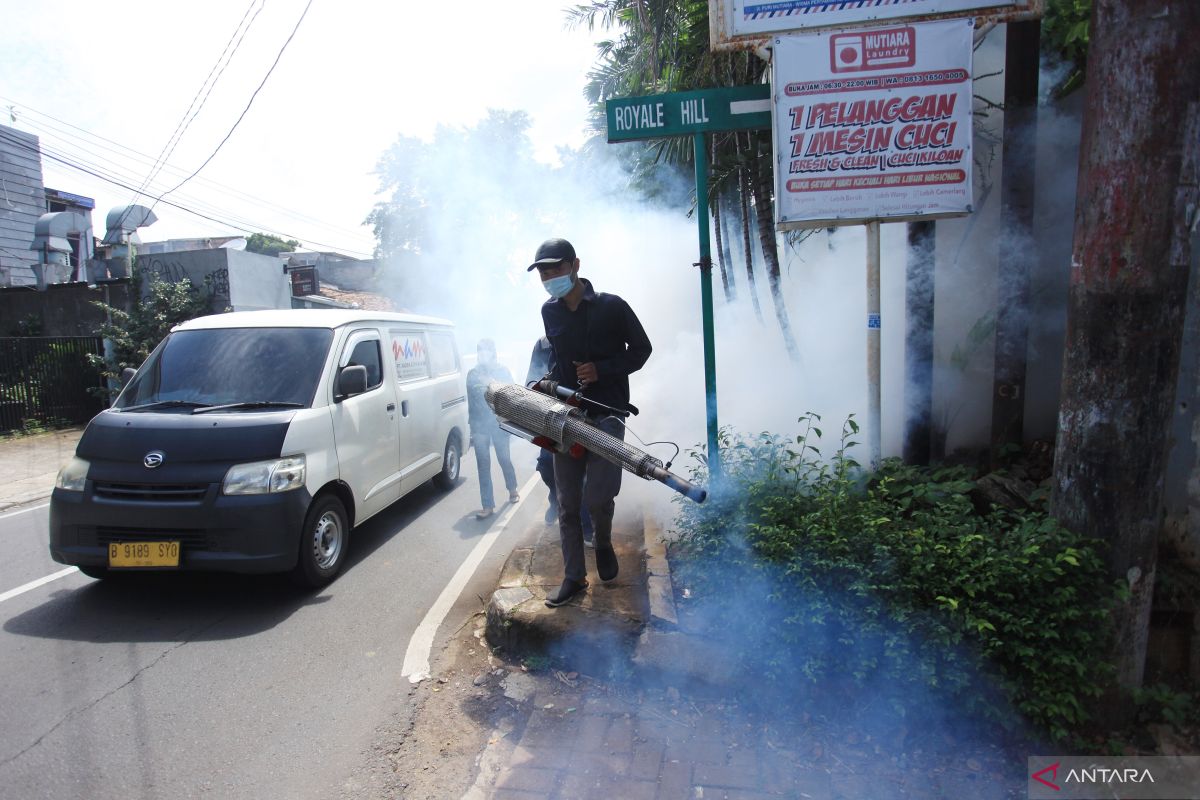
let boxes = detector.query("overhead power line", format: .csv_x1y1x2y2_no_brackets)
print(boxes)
153,0,315,207
0,128,373,257
132,0,264,205
1,99,375,245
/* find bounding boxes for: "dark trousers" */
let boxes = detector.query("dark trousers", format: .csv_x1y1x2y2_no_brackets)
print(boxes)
553,416,623,583
538,448,591,534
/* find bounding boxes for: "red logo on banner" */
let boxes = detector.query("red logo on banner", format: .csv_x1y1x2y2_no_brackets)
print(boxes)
830,26,917,73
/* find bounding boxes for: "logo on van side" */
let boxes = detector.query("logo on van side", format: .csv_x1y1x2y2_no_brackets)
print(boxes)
143,451,165,469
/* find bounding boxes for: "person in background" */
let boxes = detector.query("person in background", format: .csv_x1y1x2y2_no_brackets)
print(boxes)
528,238,652,608
526,336,593,543
466,338,519,519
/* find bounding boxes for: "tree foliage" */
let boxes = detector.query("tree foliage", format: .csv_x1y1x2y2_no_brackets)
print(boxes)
1041,0,1092,96
245,232,300,257
87,268,212,397
570,0,798,356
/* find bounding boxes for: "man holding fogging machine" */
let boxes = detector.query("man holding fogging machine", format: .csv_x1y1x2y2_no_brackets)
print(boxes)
527,238,652,608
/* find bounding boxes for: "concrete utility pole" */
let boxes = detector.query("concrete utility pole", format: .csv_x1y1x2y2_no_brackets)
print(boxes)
1050,0,1199,714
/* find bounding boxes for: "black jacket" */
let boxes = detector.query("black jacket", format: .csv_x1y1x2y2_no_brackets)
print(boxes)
540,278,652,414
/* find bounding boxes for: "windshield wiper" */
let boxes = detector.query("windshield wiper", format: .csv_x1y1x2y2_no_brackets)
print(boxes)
118,400,211,413
192,401,304,414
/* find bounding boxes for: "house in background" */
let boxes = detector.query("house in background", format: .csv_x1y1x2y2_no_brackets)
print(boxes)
2,125,47,286
1,123,98,289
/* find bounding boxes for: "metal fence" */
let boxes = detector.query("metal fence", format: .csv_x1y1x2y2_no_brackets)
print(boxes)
0,337,106,433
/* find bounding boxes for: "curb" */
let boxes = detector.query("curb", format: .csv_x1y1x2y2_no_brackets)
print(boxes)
642,513,678,629
630,512,741,696
483,515,646,676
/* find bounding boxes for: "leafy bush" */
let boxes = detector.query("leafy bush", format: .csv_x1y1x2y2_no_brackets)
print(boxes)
87,268,212,399
673,414,1118,742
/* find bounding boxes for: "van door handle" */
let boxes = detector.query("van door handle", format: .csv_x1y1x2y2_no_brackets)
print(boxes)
386,403,396,412
401,400,409,417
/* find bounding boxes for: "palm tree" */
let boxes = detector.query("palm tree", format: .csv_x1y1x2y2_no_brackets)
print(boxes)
569,0,798,357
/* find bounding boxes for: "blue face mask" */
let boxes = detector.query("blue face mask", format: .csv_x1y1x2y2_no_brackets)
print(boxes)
542,273,575,299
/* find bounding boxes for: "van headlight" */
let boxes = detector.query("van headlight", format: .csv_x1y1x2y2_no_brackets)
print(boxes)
223,455,306,495
55,457,91,492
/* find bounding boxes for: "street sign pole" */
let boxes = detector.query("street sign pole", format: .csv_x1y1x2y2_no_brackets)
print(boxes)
693,132,721,479
606,84,770,482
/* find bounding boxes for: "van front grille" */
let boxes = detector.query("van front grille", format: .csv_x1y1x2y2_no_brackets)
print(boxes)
93,481,209,502
94,527,210,548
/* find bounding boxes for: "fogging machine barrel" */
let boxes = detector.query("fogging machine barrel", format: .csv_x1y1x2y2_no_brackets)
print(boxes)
485,382,707,503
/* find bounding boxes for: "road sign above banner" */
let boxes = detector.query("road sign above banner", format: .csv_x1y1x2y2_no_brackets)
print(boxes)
708,0,1041,50
772,17,975,230
606,85,771,143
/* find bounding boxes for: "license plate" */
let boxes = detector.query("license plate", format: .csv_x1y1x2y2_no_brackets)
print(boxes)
108,541,181,568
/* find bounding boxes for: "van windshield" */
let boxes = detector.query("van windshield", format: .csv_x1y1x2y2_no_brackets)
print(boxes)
115,327,334,411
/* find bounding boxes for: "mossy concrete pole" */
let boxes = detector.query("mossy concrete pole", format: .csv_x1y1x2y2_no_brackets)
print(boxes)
867,220,881,468
694,132,721,479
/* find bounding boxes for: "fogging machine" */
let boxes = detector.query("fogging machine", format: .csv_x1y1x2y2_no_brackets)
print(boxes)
485,381,707,503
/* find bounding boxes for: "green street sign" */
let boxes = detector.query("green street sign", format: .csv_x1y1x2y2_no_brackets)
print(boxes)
605,84,771,143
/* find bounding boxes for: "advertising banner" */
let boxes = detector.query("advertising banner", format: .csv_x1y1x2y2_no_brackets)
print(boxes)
771,17,974,229
728,0,1019,37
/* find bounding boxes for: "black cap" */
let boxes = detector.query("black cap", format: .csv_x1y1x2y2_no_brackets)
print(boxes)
527,238,576,271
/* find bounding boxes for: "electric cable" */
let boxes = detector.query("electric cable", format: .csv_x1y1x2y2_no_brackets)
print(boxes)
139,0,263,194
113,0,264,236
0,127,371,256
152,0,315,208
25,131,366,253
594,414,682,470
9,110,373,247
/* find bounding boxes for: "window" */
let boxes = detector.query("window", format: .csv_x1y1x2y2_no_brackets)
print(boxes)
427,331,459,377
343,337,383,390
116,327,334,409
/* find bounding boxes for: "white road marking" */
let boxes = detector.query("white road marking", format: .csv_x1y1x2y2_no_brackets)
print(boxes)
0,567,79,604
402,473,541,683
0,502,50,521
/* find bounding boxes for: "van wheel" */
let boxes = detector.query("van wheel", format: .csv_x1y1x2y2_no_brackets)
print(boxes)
432,435,461,490
291,495,350,588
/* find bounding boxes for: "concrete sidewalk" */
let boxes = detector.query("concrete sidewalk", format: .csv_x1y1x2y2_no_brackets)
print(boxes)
0,427,84,511
462,483,1026,799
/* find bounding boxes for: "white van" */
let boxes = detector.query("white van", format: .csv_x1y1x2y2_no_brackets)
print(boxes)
49,309,469,587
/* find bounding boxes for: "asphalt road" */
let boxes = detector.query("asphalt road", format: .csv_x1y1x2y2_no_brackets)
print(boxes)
0,440,546,800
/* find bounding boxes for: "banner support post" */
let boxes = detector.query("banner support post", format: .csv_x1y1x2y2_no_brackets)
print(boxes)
867,219,881,468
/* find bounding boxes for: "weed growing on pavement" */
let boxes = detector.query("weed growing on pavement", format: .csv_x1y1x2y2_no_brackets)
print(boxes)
672,414,1119,744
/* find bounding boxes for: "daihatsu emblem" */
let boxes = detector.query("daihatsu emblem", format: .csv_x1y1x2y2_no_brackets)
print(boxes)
143,451,165,469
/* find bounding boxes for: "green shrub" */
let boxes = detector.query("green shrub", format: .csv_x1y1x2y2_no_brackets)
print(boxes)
673,414,1118,742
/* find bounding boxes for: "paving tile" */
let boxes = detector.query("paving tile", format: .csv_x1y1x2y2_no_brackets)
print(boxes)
692,761,760,790
557,770,607,800
576,714,612,753
656,758,693,798
568,750,632,778
603,716,636,754
496,766,560,793
491,789,545,800
510,743,573,772
599,779,659,800
629,742,666,781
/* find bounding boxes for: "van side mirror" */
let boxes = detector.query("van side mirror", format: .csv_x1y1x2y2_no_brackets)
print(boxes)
120,367,137,386
336,365,368,400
